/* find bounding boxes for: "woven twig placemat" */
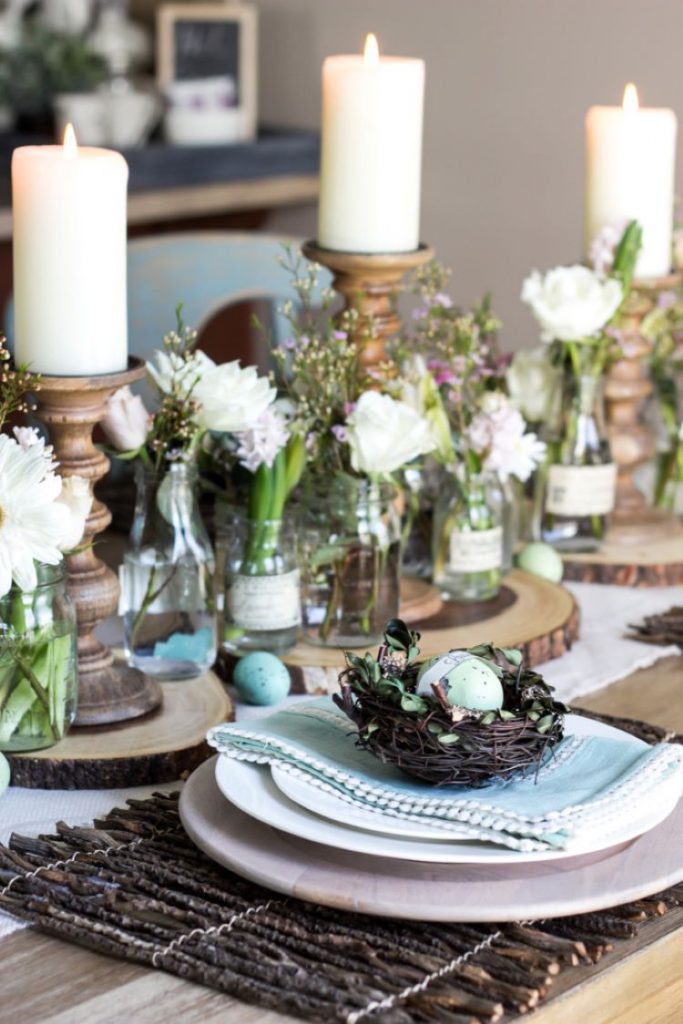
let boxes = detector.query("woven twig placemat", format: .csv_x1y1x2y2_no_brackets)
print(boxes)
1,711,682,1024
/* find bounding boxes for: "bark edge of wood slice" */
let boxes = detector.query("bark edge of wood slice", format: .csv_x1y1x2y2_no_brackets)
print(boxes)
6,670,233,790
563,535,683,587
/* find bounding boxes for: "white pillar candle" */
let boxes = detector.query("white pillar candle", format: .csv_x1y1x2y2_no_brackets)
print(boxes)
585,85,677,279
12,126,129,376
318,34,425,253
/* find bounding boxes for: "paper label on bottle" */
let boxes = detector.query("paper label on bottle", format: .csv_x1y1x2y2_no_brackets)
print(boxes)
546,463,617,516
228,571,301,631
449,527,503,573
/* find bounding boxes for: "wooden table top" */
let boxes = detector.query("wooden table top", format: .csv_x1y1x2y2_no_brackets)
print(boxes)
1,654,682,1024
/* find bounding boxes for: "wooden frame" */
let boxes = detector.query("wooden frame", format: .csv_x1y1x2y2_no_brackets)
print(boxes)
157,3,258,142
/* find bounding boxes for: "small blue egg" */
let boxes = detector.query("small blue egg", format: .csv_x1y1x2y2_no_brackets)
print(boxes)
233,652,291,706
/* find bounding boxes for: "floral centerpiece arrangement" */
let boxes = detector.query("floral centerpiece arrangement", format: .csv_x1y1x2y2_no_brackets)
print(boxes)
0,340,91,752
404,262,545,601
102,307,278,677
334,618,567,787
270,250,438,647
521,220,642,551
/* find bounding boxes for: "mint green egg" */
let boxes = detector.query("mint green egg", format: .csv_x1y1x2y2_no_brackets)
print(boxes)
417,653,504,710
517,542,564,583
0,753,9,796
233,652,291,706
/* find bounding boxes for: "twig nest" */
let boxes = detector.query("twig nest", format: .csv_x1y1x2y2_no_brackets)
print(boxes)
416,652,504,711
334,619,568,787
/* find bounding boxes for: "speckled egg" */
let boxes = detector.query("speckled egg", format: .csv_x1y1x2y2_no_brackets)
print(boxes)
0,753,9,797
417,652,504,710
233,652,291,706
517,542,564,583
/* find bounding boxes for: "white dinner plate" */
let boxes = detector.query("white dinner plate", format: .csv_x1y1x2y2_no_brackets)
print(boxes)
214,734,681,865
270,713,672,843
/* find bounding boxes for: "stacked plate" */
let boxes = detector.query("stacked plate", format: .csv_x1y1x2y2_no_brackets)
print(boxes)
179,711,683,922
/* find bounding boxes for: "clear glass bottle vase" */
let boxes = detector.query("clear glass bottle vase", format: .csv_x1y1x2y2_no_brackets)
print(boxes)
121,462,217,680
540,371,616,552
216,507,300,655
299,477,402,648
0,565,78,752
432,470,503,602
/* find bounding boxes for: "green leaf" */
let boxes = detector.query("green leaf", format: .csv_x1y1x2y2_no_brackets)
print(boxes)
480,712,496,725
501,647,522,667
426,721,445,735
400,693,428,714
537,715,555,734
437,732,460,746
499,709,516,721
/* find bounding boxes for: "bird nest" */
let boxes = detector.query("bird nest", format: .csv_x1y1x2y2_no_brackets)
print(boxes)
333,619,568,787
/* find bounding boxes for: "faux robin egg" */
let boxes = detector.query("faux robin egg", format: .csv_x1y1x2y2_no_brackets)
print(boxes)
517,542,563,584
416,652,504,710
233,652,291,706
0,752,9,797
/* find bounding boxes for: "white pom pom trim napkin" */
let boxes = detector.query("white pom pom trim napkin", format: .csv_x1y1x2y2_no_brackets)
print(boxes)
208,700,683,853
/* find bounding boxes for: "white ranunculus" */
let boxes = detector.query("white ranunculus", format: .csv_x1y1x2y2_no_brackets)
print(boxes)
146,349,215,397
55,476,93,552
507,346,560,424
101,386,151,452
521,265,622,343
345,391,437,475
194,361,276,433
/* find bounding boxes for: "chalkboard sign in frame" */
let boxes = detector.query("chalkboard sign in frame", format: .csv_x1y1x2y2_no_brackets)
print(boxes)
157,3,258,143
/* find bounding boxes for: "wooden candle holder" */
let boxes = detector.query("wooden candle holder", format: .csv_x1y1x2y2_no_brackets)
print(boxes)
605,271,683,544
302,241,434,369
35,357,162,727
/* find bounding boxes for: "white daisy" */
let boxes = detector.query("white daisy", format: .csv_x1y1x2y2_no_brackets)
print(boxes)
0,435,71,596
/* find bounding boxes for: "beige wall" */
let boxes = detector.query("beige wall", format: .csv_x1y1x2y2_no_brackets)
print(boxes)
254,0,683,349
143,0,683,350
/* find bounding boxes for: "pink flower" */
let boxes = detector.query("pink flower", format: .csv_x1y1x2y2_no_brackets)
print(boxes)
235,406,289,473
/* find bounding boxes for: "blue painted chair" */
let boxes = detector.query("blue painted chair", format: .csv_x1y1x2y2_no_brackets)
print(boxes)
126,231,331,363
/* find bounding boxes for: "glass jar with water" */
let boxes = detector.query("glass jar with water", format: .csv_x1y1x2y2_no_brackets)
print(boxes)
120,462,216,679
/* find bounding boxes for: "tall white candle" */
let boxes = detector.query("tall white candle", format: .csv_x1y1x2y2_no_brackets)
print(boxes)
12,126,128,376
585,85,677,279
318,34,425,253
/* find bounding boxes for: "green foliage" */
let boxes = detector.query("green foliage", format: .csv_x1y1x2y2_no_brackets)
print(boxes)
2,26,108,119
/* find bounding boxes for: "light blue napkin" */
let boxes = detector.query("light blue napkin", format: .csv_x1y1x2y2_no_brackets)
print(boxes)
208,698,683,851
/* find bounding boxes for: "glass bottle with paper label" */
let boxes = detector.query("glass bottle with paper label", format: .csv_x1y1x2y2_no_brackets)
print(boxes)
432,471,503,602
216,508,300,655
541,371,616,552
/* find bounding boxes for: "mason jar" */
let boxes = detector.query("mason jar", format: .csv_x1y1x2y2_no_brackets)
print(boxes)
0,564,77,752
299,477,401,648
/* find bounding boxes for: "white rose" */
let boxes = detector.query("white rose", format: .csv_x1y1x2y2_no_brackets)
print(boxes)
506,346,560,424
55,476,93,552
101,386,151,451
146,349,215,396
521,265,622,342
345,391,437,475
194,361,276,433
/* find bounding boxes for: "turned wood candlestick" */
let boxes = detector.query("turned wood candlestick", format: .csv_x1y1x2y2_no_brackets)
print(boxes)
605,271,683,544
35,357,162,727
302,241,434,370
